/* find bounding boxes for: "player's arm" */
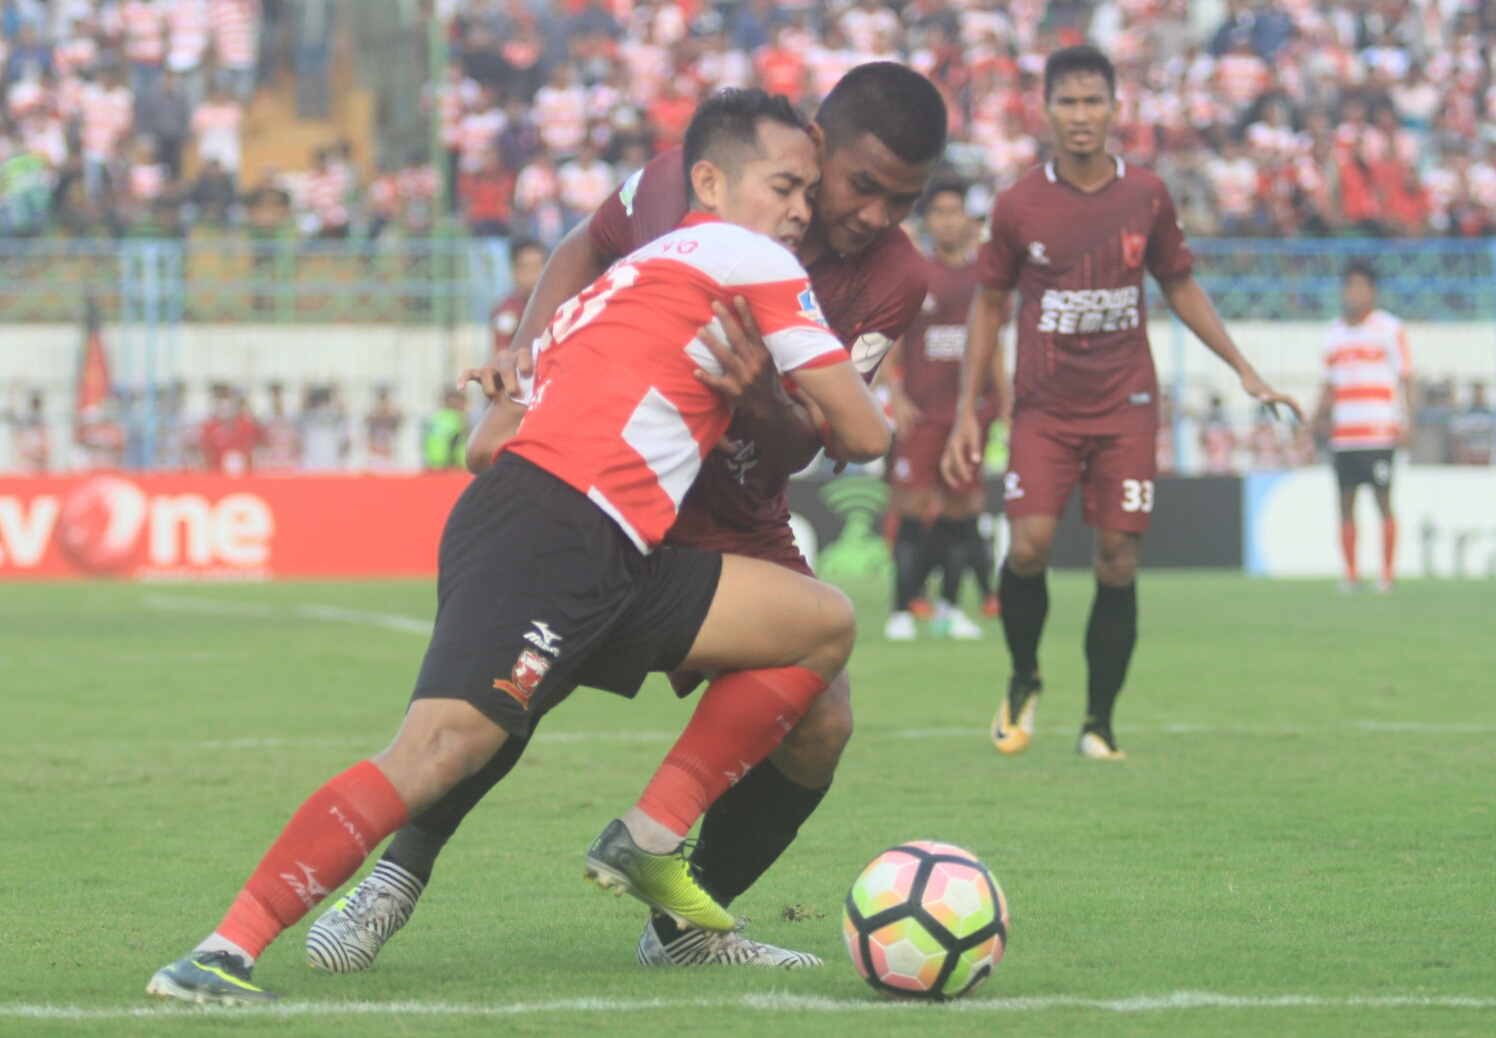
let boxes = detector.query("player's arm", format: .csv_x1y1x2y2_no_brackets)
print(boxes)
1309,379,1334,440
876,337,923,439
941,285,1011,486
1158,274,1304,422
787,359,891,463
461,218,614,473
691,297,823,473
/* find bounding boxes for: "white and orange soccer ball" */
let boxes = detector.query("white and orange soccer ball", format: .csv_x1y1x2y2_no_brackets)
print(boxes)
842,841,1008,1001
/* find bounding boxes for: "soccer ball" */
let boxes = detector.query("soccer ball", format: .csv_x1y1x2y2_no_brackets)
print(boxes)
842,841,1008,1001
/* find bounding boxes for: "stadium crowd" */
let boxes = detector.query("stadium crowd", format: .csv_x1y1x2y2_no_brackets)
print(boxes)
4,0,1496,239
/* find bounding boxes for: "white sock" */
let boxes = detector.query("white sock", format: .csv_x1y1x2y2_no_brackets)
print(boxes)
193,933,256,967
621,807,686,855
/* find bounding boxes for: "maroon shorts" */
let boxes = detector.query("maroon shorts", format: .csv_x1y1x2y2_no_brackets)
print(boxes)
889,418,993,497
1004,410,1158,534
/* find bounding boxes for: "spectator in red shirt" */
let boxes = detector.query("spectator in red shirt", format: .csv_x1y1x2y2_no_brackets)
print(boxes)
458,147,514,237
200,383,263,475
646,76,698,154
753,23,806,105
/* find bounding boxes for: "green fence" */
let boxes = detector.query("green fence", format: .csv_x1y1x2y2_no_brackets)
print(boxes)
0,237,1491,325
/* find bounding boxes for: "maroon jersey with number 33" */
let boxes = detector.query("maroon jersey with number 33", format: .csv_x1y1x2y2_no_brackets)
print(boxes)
976,158,1193,428
589,148,926,561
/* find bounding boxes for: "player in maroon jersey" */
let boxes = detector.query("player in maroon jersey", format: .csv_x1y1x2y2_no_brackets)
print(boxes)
942,47,1302,761
884,180,1004,643
308,64,947,970
489,238,546,353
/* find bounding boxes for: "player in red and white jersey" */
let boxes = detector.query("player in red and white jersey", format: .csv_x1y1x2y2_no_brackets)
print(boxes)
883,180,1004,643
1309,262,1412,592
149,88,889,1007
944,47,1300,761
310,64,946,974
507,212,858,552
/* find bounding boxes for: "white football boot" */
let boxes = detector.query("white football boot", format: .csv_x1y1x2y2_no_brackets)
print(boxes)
1077,726,1127,761
306,860,423,973
884,611,917,641
933,604,984,640
637,918,823,968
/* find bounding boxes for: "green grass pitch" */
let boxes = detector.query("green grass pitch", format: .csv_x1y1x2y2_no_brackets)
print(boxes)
1,573,1492,1037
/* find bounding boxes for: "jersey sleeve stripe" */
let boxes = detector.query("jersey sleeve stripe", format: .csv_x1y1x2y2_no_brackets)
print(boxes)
763,326,849,372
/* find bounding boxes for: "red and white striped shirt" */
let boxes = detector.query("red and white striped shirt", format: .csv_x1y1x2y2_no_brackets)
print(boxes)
79,83,134,160
558,158,616,213
129,161,169,200
1322,309,1411,450
53,35,100,77
122,0,168,64
505,213,847,551
192,98,243,171
167,0,212,71
534,84,588,155
210,0,259,70
457,107,504,173
305,169,349,228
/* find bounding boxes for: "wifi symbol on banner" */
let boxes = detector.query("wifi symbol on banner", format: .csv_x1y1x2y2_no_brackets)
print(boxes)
816,476,891,581
819,476,889,521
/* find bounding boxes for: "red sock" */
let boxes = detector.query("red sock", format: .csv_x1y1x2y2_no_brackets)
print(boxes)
636,667,828,837
1340,520,1358,582
216,760,408,958
1382,517,1397,581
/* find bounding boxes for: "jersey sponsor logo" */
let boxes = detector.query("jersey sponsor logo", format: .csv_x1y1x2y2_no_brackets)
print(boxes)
1027,241,1050,265
1129,391,1152,405
1036,287,1141,335
797,286,829,328
920,292,938,314
619,169,643,216
1004,471,1024,501
1121,232,1147,268
524,620,563,656
922,325,967,361
848,331,893,376
494,310,518,335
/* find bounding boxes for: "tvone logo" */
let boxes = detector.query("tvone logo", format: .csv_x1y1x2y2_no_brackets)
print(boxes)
0,476,274,575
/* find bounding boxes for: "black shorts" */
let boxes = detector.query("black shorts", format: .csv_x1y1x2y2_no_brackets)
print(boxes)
410,454,723,738
1334,449,1394,491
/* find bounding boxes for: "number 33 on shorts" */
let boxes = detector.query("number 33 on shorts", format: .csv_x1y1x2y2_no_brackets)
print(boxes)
1121,479,1155,513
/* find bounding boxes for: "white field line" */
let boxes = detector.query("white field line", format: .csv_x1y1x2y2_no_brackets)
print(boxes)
141,594,433,635
2,991,1493,1020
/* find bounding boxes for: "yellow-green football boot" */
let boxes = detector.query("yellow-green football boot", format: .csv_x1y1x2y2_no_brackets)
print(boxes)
584,819,736,933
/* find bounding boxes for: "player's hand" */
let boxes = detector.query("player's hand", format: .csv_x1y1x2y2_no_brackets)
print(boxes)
889,388,923,439
941,409,983,487
692,297,782,417
458,347,534,403
1239,370,1303,423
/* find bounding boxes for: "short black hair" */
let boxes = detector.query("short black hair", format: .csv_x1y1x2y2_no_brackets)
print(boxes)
509,237,546,263
682,88,807,203
1343,260,1379,285
1044,45,1116,100
816,62,948,166
920,177,969,214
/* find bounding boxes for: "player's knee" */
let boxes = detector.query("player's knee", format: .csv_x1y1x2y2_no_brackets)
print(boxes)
378,703,509,813
1006,540,1049,577
800,587,857,679
1095,534,1140,584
